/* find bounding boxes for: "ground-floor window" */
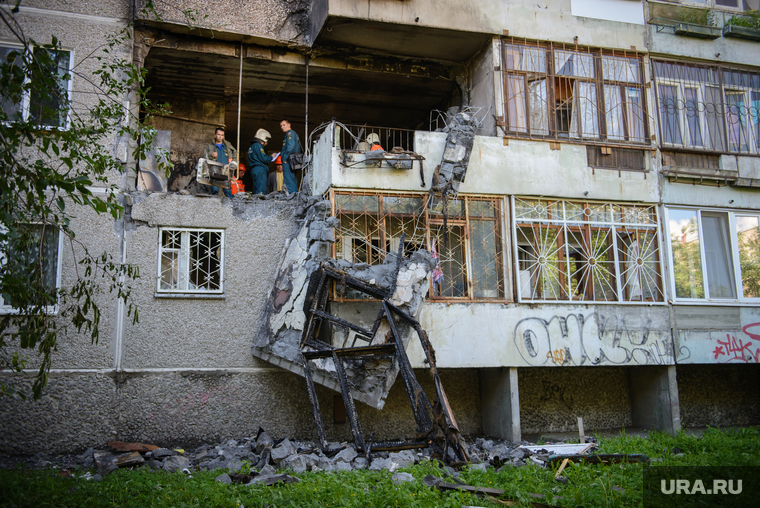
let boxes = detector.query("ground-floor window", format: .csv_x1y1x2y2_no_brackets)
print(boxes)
157,228,225,294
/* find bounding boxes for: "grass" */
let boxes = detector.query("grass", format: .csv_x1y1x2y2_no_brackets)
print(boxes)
1,427,759,507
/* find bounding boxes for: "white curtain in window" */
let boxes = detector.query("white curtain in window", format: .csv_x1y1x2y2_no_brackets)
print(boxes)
625,239,643,300
506,76,527,132
570,81,599,139
604,85,624,141
529,79,549,135
702,213,737,299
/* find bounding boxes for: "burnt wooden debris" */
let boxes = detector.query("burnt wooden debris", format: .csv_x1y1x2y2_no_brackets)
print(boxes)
300,237,469,465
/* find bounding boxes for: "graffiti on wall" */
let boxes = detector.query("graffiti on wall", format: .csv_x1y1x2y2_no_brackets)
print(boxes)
712,323,760,364
513,312,676,367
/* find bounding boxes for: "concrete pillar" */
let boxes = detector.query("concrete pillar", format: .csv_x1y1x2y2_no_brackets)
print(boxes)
479,367,521,442
628,365,681,435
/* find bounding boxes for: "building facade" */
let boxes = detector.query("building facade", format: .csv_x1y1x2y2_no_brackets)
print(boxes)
1,0,759,453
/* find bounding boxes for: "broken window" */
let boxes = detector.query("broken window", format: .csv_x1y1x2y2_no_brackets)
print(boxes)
667,208,760,301
333,191,505,301
514,198,664,303
157,228,224,294
0,44,72,128
653,60,760,155
1,223,62,313
502,40,647,145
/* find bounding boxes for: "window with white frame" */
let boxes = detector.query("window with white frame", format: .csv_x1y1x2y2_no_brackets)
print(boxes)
157,228,225,294
513,197,665,303
666,207,760,301
0,43,72,128
653,60,759,155
1,224,63,313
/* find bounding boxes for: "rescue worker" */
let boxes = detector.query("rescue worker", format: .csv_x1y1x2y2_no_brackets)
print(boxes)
367,132,384,151
202,127,237,198
279,119,302,193
247,128,272,195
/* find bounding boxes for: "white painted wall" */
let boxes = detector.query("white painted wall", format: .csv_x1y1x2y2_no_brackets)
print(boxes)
675,306,760,364
405,303,673,368
571,0,645,25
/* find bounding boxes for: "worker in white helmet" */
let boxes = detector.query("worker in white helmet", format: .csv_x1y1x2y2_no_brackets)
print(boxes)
366,133,384,151
248,128,272,195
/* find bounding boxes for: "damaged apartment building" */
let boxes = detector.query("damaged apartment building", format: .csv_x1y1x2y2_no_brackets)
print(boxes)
2,0,760,454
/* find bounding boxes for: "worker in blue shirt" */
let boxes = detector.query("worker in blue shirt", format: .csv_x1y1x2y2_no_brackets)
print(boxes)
202,127,237,198
279,119,302,193
247,128,272,195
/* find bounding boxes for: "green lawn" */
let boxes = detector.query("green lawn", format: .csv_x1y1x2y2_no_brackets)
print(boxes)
1,427,758,507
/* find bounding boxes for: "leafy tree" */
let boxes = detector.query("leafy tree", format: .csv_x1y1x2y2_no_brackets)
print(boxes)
0,1,171,399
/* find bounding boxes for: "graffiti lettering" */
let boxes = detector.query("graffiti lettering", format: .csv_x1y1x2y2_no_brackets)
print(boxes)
742,322,760,341
513,312,672,366
546,349,567,365
713,333,759,364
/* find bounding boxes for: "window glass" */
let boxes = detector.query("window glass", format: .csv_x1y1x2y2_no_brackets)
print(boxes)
1,224,60,308
669,209,704,299
28,48,70,127
158,229,224,293
1,45,23,120
701,213,737,298
659,84,683,145
334,192,504,300
736,216,760,298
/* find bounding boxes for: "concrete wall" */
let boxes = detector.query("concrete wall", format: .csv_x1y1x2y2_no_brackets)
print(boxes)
677,364,760,427
136,0,309,46
315,0,647,50
646,1,760,67
518,367,633,434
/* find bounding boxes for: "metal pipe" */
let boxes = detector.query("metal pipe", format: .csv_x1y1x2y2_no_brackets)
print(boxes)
305,55,309,151
236,42,243,158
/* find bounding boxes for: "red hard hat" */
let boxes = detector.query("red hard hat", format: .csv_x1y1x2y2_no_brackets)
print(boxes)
275,155,282,164
238,163,246,172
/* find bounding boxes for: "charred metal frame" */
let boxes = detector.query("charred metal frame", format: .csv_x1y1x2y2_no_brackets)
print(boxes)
299,247,469,464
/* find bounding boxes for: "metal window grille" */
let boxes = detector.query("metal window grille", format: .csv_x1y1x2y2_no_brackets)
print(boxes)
500,38,649,146
332,191,505,301
653,59,760,155
157,228,224,293
334,124,417,152
513,197,664,303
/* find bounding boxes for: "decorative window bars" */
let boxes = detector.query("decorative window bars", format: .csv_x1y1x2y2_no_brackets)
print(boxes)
157,228,225,294
513,197,665,303
653,60,760,155
333,191,505,301
501,39,648,145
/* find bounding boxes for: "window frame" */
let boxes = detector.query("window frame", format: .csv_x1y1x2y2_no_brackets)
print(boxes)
0,224,64,315
665,206,760,304
155,227,226,296
500,39,650,147
666,0,756,13
331,190,508,302
512,196,667,305
652,59,760,156
0,41,73,130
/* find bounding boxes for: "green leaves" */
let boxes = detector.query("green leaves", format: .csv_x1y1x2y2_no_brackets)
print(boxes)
0,9,157,399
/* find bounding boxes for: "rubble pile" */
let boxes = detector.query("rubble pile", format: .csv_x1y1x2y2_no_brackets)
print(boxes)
0,433,605,481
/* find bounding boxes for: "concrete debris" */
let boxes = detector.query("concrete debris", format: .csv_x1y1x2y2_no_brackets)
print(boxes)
253,194,436,410
0,432,615,480
430,111,477,196
392,472,415,484
107,441,159,453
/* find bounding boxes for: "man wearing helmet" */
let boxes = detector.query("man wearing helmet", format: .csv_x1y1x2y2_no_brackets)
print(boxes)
248,128,272,195
203,127,238,198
